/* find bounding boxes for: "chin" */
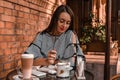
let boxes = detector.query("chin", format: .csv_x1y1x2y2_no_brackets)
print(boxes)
60,31,65,33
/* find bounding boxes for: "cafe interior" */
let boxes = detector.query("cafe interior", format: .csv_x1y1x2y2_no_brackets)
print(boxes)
0,0,120,80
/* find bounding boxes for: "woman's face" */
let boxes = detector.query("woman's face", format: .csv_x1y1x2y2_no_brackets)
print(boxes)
56,12,71,34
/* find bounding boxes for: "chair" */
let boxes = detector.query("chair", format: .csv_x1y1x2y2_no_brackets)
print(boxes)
110,54,120,80
111,74,120,80
85,70,94,80
6,69,18,80
116,54,120,74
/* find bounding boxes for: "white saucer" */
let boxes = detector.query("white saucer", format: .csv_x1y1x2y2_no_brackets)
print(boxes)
13,74,39,80
13,75,22,80
48,69,57,74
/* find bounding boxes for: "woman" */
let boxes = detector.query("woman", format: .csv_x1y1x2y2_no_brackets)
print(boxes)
25,5,84,67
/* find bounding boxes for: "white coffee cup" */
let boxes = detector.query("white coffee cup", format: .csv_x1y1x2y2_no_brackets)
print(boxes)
21,54,34,79
56,62,71,78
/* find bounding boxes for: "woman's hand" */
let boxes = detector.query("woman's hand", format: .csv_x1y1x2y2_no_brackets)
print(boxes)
47,50,57,64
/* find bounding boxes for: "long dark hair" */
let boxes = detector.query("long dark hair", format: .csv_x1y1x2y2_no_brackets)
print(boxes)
44,5,75,33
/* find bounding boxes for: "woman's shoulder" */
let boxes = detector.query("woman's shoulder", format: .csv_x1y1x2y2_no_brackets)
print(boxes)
65,30,74,35
34,31,48,39
65,30,77,41
65,30,76,37
64,30,74,41
33,32,48,42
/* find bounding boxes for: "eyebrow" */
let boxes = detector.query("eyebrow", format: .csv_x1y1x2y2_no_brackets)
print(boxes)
59,18,71,22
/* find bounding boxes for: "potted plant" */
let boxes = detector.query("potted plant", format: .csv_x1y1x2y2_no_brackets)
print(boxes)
79,12,106,52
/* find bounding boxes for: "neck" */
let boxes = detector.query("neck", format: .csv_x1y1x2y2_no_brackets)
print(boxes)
50,30,62,36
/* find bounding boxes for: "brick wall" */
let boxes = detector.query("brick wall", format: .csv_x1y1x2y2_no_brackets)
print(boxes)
0,0,66,79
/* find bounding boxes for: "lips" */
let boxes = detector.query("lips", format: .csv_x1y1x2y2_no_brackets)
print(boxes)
60,27,64,31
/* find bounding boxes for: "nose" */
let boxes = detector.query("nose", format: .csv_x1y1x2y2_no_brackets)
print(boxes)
62,22,68,27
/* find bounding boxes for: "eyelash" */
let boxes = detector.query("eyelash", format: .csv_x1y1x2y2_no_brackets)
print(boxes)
59,19,70,25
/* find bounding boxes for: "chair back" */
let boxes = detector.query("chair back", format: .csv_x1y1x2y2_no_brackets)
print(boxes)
117,54,120,74
85,70,94,80
111,73,120,80
6,69,17,80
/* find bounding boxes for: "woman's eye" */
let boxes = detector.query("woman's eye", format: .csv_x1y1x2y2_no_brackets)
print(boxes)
58,18,71,26
66,22,70,25
59,19,65,23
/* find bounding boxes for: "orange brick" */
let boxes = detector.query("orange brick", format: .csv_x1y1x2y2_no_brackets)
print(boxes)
0,49,4,56
14,53,21,60
24,13,29,19
7,0,18,3
18,11,24,18
7,42,20,48
12,10,17,16
0,1,4,7
28,19,36,25
5,22,14,29
19,23,26,29
15,5,20,10
11,48,18,54
1,15,16,22
23,35,29,41
0,64,3,72
3,36,16,42
0,1,14,9
0,7,4,14
18,47,24,54
16,35,24,41
0,55,14,64
0,42,7,50
7,29,15,34
4,61,14,70
0,36,4,41
18,0,29,7
34,15,39,21
29,14,34,19
4,48,11,55
0,21,5,28
15,30,22,35
30,3,38,10
24,24,30,30
30,14,39,20
16,17,28,23
4,8,12,16
21,41,29,47
20,6,30,13
30,9,39,15
0,29,14,35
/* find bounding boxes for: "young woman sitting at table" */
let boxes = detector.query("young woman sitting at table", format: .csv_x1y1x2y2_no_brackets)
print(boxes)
24,5,84,67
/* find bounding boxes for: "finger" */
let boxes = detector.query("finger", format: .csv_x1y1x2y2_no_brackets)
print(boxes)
48,52,56,56
47,58,55,64
48,57,55,60
50,52,56,55
48,52,56,57
50,50,57,54
48,55,56,59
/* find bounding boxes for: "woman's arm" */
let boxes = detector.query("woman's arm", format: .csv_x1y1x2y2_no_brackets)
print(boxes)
33,49,57,66
33,58,49,66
